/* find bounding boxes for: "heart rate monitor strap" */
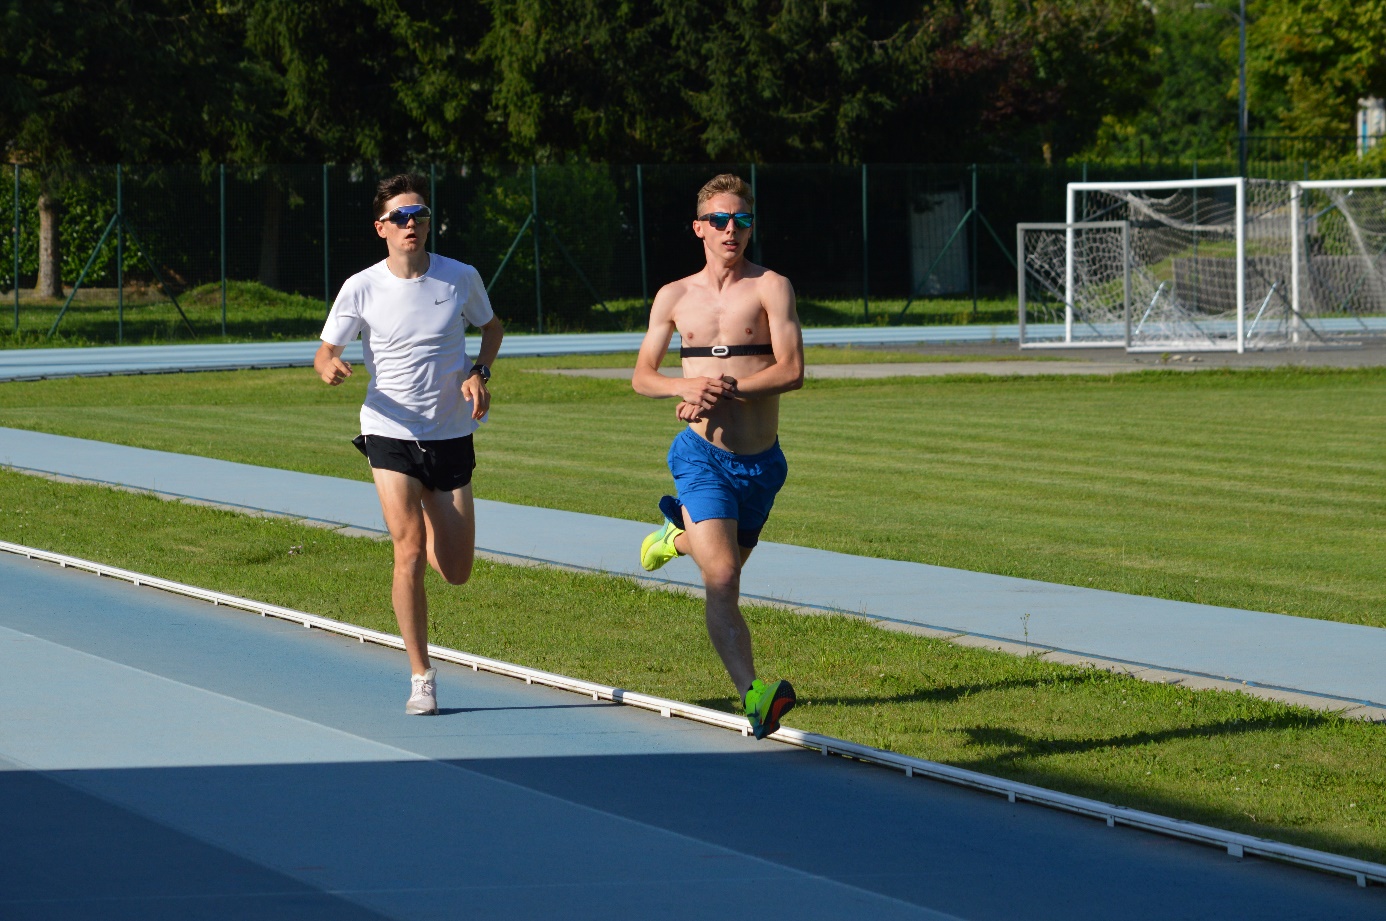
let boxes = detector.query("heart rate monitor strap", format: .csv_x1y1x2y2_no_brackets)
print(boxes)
680,344,774,358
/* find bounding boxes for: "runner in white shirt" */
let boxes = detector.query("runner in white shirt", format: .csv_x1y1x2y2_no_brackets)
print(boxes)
314,173,504,715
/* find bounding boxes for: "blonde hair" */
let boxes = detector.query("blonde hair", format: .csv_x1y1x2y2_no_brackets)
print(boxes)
696,173,754,213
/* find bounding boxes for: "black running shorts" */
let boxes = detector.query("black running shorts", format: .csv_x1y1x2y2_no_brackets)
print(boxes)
353,433,475,492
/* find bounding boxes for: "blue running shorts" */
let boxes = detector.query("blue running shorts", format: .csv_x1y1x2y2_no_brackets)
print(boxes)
663,427,788,549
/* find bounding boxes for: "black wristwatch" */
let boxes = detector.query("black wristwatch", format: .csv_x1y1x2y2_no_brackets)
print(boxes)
469,363,490,383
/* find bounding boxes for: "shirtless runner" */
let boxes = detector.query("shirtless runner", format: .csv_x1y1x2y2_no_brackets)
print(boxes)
631,173,804,739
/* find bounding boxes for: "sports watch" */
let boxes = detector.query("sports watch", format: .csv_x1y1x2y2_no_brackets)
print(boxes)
469,363,491,383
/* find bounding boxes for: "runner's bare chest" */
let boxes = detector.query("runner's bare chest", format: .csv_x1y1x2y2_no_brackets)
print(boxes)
674,286,770,350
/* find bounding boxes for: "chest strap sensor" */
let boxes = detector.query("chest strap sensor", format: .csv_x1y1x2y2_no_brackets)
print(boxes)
680,344,774,358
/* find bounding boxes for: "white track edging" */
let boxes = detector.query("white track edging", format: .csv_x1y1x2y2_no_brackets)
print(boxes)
3,538,1381,889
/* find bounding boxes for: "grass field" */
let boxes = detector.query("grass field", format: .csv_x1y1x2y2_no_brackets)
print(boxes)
0,282,330,348
2,467,1381,864
0,361,1381,626
0,283,1019,347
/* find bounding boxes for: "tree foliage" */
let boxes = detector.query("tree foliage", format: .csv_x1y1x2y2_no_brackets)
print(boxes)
1,0,1379,172
479,0,1156,164
1080,3,1239,162
0,0,236,164
1247,0,1386,138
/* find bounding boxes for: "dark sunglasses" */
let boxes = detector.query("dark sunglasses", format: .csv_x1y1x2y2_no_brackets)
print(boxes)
378,203,432,226
698,211,754,231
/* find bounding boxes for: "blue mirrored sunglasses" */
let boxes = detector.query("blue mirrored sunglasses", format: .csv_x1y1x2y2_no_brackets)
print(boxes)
698,211,754,230
378,204,432,226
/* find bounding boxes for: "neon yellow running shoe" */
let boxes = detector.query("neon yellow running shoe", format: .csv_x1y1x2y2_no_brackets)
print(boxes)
640,520,684,572
744,678,796,740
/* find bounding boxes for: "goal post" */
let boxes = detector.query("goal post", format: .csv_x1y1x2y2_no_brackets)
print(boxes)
1019,177,1386,352
1290,178,1386,345
1066,177,1275,353
1017,221,1131,348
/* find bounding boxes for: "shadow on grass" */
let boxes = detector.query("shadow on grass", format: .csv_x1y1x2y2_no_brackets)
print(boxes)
800,676,1054,708
954,712,1332,767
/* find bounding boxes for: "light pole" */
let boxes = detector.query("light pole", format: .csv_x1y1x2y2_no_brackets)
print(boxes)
1196,0,1249,175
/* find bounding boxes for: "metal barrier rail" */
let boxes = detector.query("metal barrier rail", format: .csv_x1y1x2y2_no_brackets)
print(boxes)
3,538,1382,889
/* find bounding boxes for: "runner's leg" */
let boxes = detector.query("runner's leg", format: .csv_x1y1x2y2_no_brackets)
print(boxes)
373,468,432,675
421,483,476,585
680,513,755,694
674,530,751,566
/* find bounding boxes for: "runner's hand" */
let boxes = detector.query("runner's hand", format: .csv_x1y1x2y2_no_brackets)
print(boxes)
679,375,731,411
675,400,703,422
319,357,352,386
462,374,491,420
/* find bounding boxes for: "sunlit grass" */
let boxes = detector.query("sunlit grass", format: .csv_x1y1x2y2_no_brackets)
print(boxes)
1,364,1380,626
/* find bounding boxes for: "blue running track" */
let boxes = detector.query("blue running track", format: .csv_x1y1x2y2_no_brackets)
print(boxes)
3,552,1382,920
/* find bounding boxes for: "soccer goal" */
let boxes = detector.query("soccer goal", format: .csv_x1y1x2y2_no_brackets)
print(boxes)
1020,177,1386,352
1290,179,1386,346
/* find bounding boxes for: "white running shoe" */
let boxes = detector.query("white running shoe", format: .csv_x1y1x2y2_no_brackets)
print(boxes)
406,668,438,715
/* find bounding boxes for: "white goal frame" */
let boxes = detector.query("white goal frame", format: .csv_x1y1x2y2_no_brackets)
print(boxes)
1290,178,1386,345
1030,177,1386,353
1067,177,1251,353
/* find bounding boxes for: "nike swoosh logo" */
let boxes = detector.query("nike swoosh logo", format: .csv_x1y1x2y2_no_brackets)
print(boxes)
434,298,450,304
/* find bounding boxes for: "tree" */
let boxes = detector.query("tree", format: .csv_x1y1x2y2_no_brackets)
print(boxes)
885,0,1157,164
1247,0,1386,139
480,0,698,162
664,0,925,163
0,0,237,295
1079,3,1239,163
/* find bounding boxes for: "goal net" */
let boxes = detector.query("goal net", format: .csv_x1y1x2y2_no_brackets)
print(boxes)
1292,180,1386,345
1017,221,1131,347
1020,178,1386,352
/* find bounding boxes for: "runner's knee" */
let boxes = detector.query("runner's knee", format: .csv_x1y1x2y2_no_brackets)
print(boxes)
701,560,740,595
392,539,427,574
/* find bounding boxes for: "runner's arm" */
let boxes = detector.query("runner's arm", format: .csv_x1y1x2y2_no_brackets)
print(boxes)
724,274,803,399
473,315,504,368
314,341,352,386
632,286,732,409
461,315,504,421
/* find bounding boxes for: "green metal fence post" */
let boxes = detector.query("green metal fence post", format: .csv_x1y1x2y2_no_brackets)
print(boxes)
969,164,978,314
12,163,18,332
219,164,227,336
531,165,543,333
116,164,124,344
636,164,649,307
861,163,870,321
322,164,330,314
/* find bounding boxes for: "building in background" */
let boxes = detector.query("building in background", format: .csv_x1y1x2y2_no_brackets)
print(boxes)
1358,97,1385,157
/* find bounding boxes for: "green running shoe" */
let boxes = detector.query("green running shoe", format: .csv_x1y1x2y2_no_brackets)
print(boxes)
640,520,684,572
744,678,796,740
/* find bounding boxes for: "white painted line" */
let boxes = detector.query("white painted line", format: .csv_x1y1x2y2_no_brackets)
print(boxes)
1,539,1381,889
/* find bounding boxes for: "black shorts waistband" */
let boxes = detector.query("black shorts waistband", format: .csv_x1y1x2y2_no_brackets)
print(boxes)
680,344,774,358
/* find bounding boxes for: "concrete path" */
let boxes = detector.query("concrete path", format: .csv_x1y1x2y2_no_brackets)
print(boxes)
0,326,1036,382
5,326,1385,384
3,426,1383,718
3,551,1381,920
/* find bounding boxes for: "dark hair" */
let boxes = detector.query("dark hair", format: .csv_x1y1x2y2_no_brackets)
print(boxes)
372,173,429,218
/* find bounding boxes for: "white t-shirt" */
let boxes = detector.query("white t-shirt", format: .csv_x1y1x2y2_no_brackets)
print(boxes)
321,254,495,441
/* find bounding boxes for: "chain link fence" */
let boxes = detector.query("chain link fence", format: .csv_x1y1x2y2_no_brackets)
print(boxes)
2,147,1375,341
